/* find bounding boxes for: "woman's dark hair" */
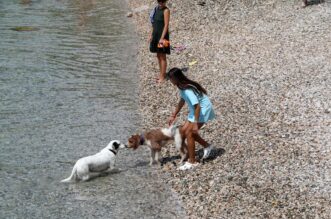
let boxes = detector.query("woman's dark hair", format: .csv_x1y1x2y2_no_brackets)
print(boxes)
167,67,207,96
157,0,167,3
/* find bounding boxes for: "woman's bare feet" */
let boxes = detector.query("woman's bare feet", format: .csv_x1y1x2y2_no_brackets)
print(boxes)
157,78,165,84
156,76,166,84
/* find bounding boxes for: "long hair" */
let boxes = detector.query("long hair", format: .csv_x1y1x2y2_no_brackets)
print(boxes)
167,67,207,96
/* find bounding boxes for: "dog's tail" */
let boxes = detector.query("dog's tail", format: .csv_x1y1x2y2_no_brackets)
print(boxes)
163,124,179,137
61,166,77,183
174,127,182,151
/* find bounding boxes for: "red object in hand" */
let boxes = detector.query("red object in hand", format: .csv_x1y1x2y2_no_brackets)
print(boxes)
158,39,170,48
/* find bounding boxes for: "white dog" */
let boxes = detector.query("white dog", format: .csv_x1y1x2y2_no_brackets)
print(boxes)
61,140,126,183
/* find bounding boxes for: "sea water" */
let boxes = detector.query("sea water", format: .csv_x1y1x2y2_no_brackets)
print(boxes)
0,0,185,218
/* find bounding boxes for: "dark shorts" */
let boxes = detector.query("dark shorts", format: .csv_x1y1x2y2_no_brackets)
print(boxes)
150,40,170,54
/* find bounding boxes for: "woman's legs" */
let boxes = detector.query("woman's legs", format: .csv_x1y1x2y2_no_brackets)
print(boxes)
156,53,161,77
156,53,167,82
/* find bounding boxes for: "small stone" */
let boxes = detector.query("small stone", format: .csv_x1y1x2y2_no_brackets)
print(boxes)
197,1,206,6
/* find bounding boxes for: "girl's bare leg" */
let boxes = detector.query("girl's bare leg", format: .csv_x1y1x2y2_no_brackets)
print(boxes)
186,131,196,163
179,135,188,163
181,122,194,163
194,122,209,148
192,133,209,148
158,53,167,82
156,53,161,79
182,121,211,163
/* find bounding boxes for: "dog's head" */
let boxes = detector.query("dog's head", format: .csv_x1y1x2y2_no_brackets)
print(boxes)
106,140,126,152
126,134,141,150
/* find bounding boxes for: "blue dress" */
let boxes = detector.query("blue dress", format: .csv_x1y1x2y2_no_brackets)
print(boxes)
179,89,215,123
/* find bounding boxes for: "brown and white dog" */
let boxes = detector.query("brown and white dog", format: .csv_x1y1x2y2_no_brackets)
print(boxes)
127,125,187,165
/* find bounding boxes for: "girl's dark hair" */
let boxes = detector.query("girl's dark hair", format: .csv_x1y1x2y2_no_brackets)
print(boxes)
157,0,167,2
167,67,207,96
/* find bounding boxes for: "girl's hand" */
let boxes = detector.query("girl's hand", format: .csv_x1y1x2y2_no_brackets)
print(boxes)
159,38,164,45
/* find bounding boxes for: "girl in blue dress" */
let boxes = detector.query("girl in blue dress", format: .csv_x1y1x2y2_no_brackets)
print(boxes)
167,68,215,170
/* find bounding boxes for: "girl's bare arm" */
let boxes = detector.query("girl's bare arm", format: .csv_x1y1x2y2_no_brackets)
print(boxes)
160,8,170,42
169,98,185,125
173,98,185,116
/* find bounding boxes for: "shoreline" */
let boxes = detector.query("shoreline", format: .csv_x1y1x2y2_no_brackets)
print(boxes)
127,0,331,218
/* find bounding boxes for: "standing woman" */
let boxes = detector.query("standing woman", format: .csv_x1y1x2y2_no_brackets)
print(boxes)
167,68,215,170
149,0,170,83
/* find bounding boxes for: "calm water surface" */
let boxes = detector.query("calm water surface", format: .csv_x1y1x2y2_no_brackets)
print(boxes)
0,0,185,218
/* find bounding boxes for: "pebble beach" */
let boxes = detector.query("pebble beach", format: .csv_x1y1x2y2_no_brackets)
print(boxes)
127,0,331,218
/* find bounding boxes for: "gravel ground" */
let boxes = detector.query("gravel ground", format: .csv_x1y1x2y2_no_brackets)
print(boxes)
127,0,331,218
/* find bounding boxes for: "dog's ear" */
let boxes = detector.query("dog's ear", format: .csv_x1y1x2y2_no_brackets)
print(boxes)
113,141,120,149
